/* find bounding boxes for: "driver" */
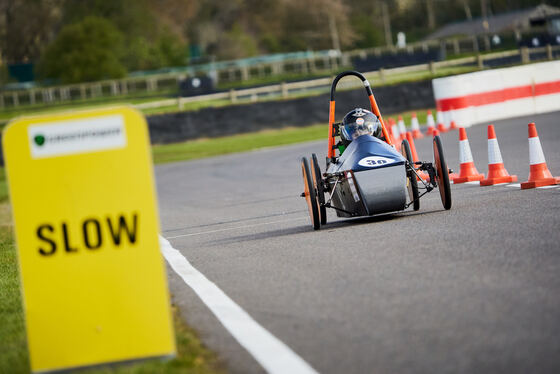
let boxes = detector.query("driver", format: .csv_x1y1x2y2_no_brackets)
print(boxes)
340,108,383,148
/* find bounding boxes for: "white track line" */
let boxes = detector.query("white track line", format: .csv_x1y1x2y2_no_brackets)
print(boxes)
159,236,318,374
166,217,307,239
503,183,559,189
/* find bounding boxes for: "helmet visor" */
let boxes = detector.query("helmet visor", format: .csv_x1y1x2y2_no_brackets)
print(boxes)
342,116,379,140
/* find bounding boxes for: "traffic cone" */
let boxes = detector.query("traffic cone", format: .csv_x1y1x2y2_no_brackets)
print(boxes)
386,123,395,144
436,111,448,133
452,127,485,184
426,110,436,136
397,115,407,141
520,122,560,189
480,124,517,186
448,109,459,130
410,113,424,139
405,132,429,182
390,118,401,147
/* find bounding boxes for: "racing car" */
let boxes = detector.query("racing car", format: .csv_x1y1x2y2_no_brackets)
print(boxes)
300,70,451,230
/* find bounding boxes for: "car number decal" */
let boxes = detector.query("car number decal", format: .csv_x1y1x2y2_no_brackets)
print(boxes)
358,156,395,168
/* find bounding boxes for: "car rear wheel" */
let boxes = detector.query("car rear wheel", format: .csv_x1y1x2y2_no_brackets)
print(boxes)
433,135,452,210
301,157,320,230
311,153,327,225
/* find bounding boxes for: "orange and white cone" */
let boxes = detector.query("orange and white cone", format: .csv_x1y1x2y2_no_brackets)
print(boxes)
425,110,436,136
452,127,485,184
480,124,517,186
520,122,560,189
448,109,459,130
390,118,401,147
410,113,424,139
397,115,407,141
386,123,395,144
436,111,448,133
405,132,429,182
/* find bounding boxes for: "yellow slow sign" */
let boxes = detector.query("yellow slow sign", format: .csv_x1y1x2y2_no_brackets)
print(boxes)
3,106,175,372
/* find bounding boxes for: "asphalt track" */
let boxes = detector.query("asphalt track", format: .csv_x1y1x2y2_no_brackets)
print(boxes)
156,111,560,374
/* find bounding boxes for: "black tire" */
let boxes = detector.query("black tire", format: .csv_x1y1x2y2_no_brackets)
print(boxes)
401,139,420,211
433,136,452,210
311,153,327,225
301,157,320,230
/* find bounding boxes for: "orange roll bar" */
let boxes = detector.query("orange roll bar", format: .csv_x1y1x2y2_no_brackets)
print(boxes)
327,71,394,160
327,101,336,159
368,94,392,147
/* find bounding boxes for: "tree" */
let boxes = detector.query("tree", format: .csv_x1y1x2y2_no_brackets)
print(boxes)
0,0,63,64
0,63,13,85
275,0,356,51
121,29,189,71
351,12,385,49
155,28,189,66
37,16,126,83
215,23,258,59
7,0,560,76
61,0,190,71
186,0,356,58
61,0,155,40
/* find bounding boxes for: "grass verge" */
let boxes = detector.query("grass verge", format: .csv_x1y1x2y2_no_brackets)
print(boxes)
152,124,329,164
151,108,434,164
0,205,28,373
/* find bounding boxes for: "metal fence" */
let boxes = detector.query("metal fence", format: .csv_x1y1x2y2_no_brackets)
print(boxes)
133,46,560,112
1,38,558,111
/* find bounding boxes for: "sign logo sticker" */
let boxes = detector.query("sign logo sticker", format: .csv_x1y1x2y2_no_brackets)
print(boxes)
34,134,46,146
28,115,126,159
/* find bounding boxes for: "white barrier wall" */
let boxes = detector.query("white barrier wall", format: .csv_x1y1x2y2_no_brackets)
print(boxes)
433,60,560,127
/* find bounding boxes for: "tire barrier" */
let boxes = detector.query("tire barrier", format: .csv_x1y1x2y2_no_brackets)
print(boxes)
433,60,560,128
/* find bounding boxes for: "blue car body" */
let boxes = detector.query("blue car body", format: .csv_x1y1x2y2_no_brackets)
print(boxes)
326,134,408,217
